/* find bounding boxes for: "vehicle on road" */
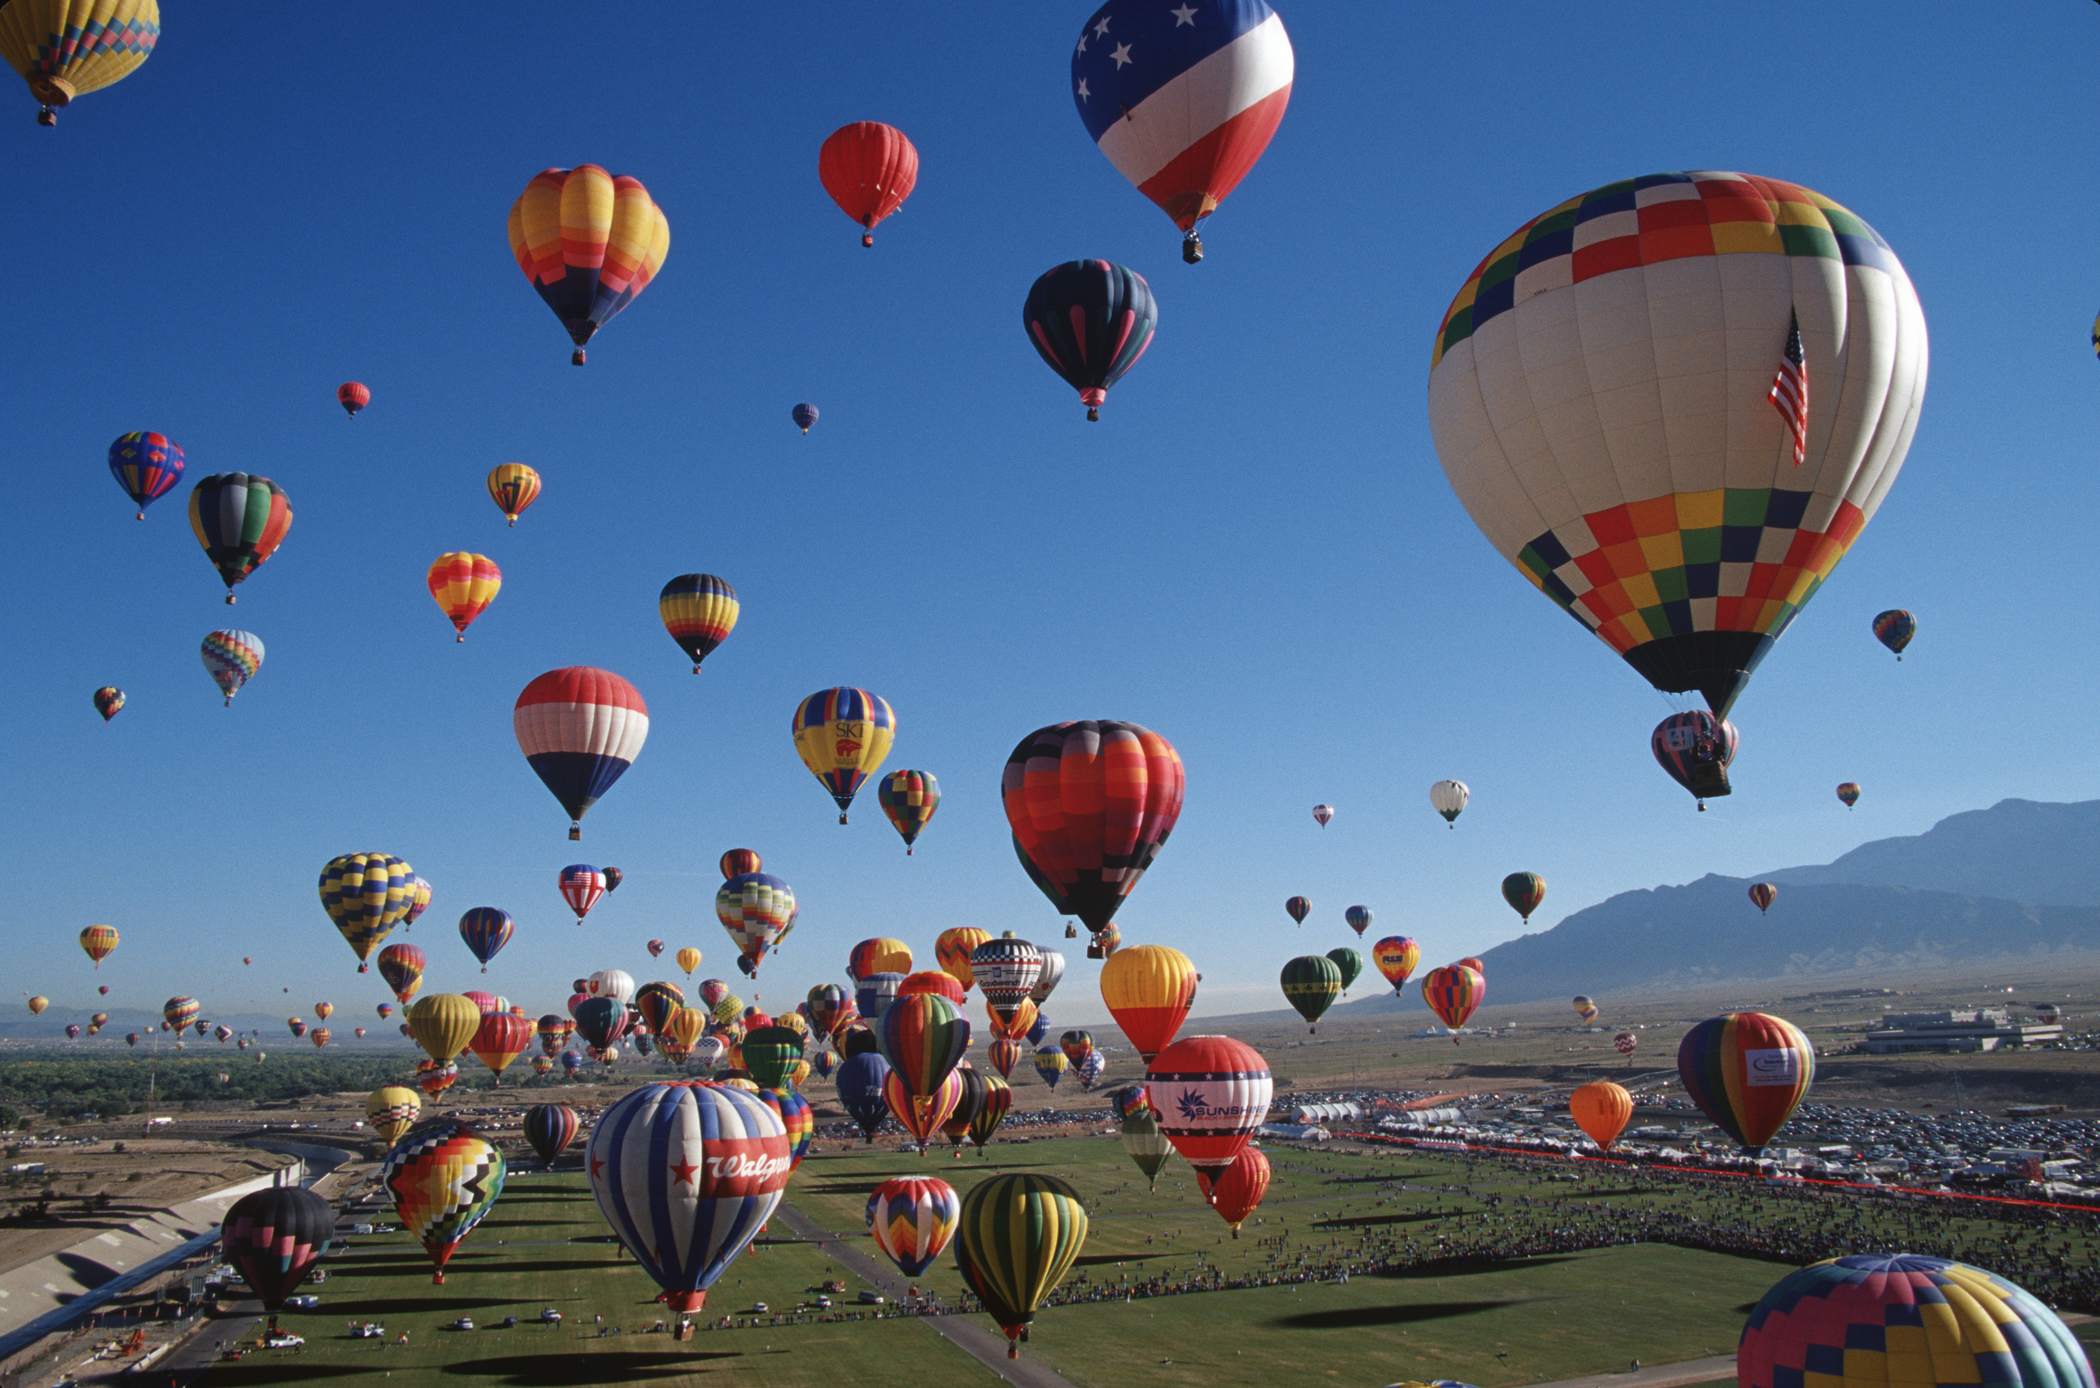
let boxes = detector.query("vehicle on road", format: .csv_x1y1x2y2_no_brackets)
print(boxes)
858,1291,885,1304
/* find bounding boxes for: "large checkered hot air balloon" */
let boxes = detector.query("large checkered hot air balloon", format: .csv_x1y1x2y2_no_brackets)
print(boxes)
318,853,415,972
514,668,649,840
877,770,941,855
716,873,796,972
586,1082,789,1314
1003,721,1184,935
0,0,158,126
508,166,669,365
1427,172,1927,722
1070,0,1294,264
380,1118,506,1284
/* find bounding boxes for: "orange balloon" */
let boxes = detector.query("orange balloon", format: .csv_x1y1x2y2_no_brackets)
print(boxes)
427,553,502,641
1569,1080,1633,1152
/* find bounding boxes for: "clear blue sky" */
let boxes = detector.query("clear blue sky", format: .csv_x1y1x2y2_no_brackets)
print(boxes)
8,4,2097,1034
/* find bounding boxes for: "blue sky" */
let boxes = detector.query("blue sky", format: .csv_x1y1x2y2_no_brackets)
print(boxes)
8,4,2098,1034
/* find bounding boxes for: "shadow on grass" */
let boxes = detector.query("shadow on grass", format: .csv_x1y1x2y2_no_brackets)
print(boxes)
193,1367,372,1387
1324,1172,1441,1184
316,1295,524,1316
1268,1299,1516,1330
440,1352,742,1383
1071,1253,1168,1267
1374,1255,1583,1279
1313,1210,1478,1229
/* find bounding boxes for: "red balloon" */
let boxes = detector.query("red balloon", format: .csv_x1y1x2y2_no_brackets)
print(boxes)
337,382,370,417
897,971,965,1005
1198,1147,1271,1236
1145,1035,1270,1177
1003,721,1185,934
818,122,918,247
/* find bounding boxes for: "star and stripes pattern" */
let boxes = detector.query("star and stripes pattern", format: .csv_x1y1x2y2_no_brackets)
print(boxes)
586,1081,790,1314
1770,310,1808,466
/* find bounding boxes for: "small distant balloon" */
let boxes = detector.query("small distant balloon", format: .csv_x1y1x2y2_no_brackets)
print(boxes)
1430,780,1469,826
658,575,739,673
337,383,370,418
1837,782,1861,809
1501,872,1545,923
791,403,818,434
93,687,124,722
108,432,183,520
487,463,540,527
1871,610,1916,660
201,630,264,706
427,553,501,641
1748,882,1778,915
1312,804,1334,827
1283,896,1309,926
1343,905,1372,937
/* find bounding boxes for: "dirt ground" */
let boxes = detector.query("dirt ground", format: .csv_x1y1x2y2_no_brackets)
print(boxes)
0,1140,295,1275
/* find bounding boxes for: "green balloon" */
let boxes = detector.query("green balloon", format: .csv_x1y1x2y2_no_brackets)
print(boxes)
1280,955,1343,1031
1324,947,1363,992
1119,1111,1173,1190
740,1025,805,1090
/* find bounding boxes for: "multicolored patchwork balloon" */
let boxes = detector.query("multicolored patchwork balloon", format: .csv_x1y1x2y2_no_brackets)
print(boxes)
877,769,941,854
1003,721,1184,933
188,473,292,603
866,1176,958,1278
716,873,796,971
380,1118,506,1283
201,629,263,705
1420,965,1484,1042
107,431,182,519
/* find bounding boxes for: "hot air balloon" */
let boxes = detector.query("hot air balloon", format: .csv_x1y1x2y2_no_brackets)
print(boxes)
970,934,1043,1033
866,1177,958,1278
896,971,963,1008
1566,1080,1633,1152
1421,965,1484,1043
658,574,739,673
987,996,1038,1044
1326,947,1363,993
486,463,540,526
107,431,181,519
1312,804,1334,827
837,1052,893,1142
380,1118,506,1283
426,554,500,641
634,982,685,1038
407,994,481,1065
573,997,628,1053
64,1024,79,1038
1147,1035,1270,1179
1,0,158,126
1070,0,1293,263
1738,1255,2091,1388
758,1087,814,1171
1749,882,1779,915
311,1001,333,1022
1021,261,1157,421
561,1049,584,1078
1572,995,1599,1024
1343,905,1373,937
162,996,199,1031
1614,1031,1638,1058
805,983,854,1041
124,1032,138,1046
530,1055,554,1076
791,687,894,824
676,947,703,977
508,165,669,365
559,866,607,922
716,873,795,972
1029,949,1065,1006
1118,1109,1173,1189
79,924,117,967
962,1074,1012,1152
90,686,124,723
1284,896,1310,926
524,1104,583,1170
189,474,292,604
883,1068,964,1145
1004,721,1184,933
91,1012,108,1029
1031,1047,1070,1091
987,1037,1024,1080
404,876,432,932
26,997,47,1015
1100,944,1196,1061
469,1013,532,1080
455,908,514,973
215,1025,232,1041
939,1069,992,1148
319,853,414,971
1502,872,1545,924
1205,1146,1270,1236
877,770,940,854
376,943,425,1005
719,848,761,880
848,938,913,983
1872,609,1917,660
741,1026,807,1092
1428,173,1927,721
1677,1012,1814,1154
514,668,649,840
1280,956,1342,1032
1651,710,1740,810
1430,780,1469,826
817,121,917,247
791,403,818,434
201,629,264,705
933,927,990,992
877,994,969,1120
309,1027,331,1049
334,382,369,418
1838,782,1861,809
220,1187,332,1321
955,1172,1088,1360
1057,1030,1094,1068
1457,956,1485,974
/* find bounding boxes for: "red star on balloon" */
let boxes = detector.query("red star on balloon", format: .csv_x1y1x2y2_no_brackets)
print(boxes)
669,1159,699,1187
589,1155,606,1180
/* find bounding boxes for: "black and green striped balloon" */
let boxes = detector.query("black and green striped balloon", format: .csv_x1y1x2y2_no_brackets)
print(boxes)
955,1173,1087,1359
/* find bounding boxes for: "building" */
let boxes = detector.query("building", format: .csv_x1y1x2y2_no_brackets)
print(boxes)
1863,1009,2063,1054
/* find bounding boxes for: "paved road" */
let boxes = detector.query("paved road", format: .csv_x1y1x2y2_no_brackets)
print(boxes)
770,1201,1077,1388
1530,1355,1736,1388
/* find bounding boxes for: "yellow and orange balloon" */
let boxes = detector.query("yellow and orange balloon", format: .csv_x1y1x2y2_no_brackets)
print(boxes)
427,553,501,641
0,0,158,126
507,166,669,365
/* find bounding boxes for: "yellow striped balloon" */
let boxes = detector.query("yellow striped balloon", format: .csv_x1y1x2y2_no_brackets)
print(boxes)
427,553,502,641
486,464,540,526
0,0,157,126
955,1173,1088,1360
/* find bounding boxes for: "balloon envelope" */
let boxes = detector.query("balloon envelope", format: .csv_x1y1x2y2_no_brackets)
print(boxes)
1003,721,1184,932
380,1118,506,1283
514,668,649,839
188,473,292,601
817,121,917,246
1676,1011,1814,1153
791,687,895,823
1021,262,1157,419
221,1187,333,1311
508,165,669,362
107,431,182,518
1569,1081,1633,1151
955,1173,1088,1357
658,574,739,673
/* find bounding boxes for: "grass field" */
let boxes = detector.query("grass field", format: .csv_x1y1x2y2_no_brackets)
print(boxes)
194,1134,1875,1388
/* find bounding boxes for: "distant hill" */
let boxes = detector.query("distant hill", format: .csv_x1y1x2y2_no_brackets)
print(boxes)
1462,798,2100,1005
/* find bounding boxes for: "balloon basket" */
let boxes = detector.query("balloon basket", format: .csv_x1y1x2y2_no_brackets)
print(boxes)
37,109,55,126
1182,234,1204,265
1086,407,1100,421
570,823,582,841
225,593,235,604
862,233,874,248
571,349,586,365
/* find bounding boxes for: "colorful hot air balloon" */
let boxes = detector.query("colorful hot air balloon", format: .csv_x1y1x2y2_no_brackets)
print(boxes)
791,687,895,824
1652,710,1740,809
508,165,669,364
514,668,649,840
741,1025,806,1092
1677,1011,1815,1154
380,1118,506,1283
1205,1146,1271,1236
1119,1109,1173,1189
364,1087,421,1145
658,574,739,673
1021,261,1157,421
970,934,1042,1032
1312,804,1334,827
573,996,629,1053
220,1187,332,1317
966,1074,1012,1151
759,1088,814,1171
0,0,158,126
1428,173,1927,720
987,1037,1024,1080
1872,609,1917,661
309,1027,332,1049
675,947,703,977
955,1172,1088,1360
939,1069,992,1148
587,1082,788,1313
1614,1031,1639,1058
201,629,264,705
65,1024,79,1038
376,942,425,1004
1280,956,1342,1032
806,983,855,1041
1100,944,1196,1060
1284,896,1310,926
1146,1035,1270,1178
1343,905,1373,937
559,866,607,922
403,876,432,932
1420,965,1485,1043
1430,780,1469,826
1029,949,1065,1006
1572,994,1599,1023
79,924,117,967
91,686,124,722
791,403,818,434
311,1001,333,1022
1749,882,1779,915
522,1104,579,1168
877,770,941,854
1031,1047,1069,1090
1004,721,1184,933
847,938,912,982
319,853,414,971
836,1052,893,1142
883,1068,964,1145
1838,782,1862,809
486,463,540,526
426,553,501,641
933,927,990,992
866,1176,958,1278
26,997,47,1015
899,970,965,1006
457,908,514,972
1501,872,1545,924
407,994,481,1065
469,1013,532,1080
188,474,291,604
1057,1030,1094,1068
107,431,181,519
1071,0,1293,263
1325,947,1363,993
817,121,917,247
715,873,795,972
1457,956,1485,974
719,848,761,880
1739,1255,2092,1388
878,996,970,1124
162,996,199,1031
334,382,369,417
634,981,685,1037
1570,1081,1633,1152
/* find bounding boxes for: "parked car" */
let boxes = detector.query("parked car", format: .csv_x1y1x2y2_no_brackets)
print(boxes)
450,1316,474,1331
349,1323,384,1339
858,1291,885,1304
750,1302,768,1314
262,1333,304,1349
538,1309,562,1324
286,1295,319,1309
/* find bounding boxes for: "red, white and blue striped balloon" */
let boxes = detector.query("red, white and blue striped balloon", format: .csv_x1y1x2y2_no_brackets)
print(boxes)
585,1081,790,1314
513,668,649,840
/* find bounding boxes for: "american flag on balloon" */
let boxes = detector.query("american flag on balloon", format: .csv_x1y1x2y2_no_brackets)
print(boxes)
1769,310,1808,466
